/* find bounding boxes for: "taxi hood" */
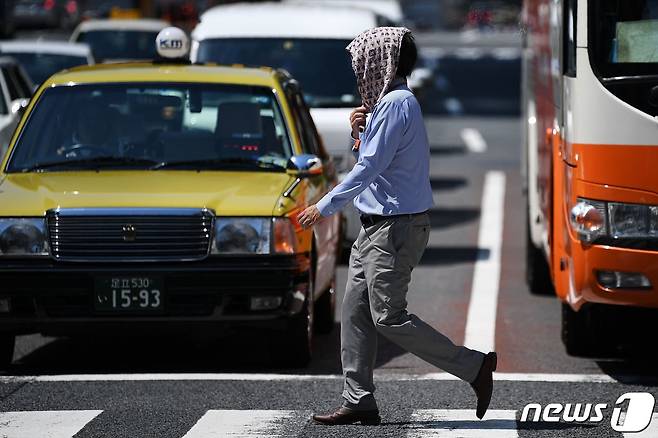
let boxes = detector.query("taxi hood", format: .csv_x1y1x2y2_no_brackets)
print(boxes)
0,171,293,217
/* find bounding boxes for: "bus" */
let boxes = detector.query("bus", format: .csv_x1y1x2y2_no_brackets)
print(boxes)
522,0,658,355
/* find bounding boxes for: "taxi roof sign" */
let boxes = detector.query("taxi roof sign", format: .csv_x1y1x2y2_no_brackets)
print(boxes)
156,27,190,59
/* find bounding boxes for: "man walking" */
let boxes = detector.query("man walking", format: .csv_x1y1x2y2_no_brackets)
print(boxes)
297,27,497,426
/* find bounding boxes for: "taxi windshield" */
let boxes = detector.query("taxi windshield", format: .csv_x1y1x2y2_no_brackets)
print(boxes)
197,38,361,108
5,82,293,173
77,30,160,62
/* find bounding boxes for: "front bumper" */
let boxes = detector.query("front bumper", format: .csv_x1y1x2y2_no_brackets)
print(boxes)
566,179,658,309
572,243,658,308
0,255,310,336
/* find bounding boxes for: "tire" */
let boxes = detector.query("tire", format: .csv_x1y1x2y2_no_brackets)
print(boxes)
561,304,601,357
314,277,336,334
525,209,553,295
271,259,315,368
0,335,15,369
272,297,313,368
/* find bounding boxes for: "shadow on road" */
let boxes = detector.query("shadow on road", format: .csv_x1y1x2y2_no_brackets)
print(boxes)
420,247,490,266
8,322,411,377
429,177,468,191
429,145,467,156
428,208,480,229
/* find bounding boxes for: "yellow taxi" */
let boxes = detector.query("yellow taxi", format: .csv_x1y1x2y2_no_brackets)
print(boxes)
0,30,341,368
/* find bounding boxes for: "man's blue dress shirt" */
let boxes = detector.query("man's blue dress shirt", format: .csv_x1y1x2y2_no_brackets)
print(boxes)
316,83,434,217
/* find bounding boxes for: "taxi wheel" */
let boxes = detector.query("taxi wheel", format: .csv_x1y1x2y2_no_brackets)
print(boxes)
314,277,336,334
561,304,601,356
0,335,15,369
526,210,553,295
273,297,313,368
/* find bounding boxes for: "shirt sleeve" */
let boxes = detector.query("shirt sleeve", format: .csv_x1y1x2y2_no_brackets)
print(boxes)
316,99,406,217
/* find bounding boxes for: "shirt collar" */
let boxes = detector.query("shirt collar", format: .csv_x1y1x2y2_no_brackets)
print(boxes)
388,77,408,91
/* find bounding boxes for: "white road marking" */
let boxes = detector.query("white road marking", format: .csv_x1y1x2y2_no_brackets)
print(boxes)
181,410,310,438
460,128,487,153
408,409,518,437
0,410,102,438
0,372,628,383
624,413,658,437
464,171,506,353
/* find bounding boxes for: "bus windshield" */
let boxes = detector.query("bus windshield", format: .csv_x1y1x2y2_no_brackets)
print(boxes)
590,0,658,76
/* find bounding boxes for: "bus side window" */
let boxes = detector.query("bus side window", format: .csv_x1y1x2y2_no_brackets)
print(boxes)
564,0,577,77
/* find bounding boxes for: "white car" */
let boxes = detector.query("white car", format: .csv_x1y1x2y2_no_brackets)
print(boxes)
0,41,94,87
285,0,404,24
191,2,429,246
0,57,32,160
70,19,168,63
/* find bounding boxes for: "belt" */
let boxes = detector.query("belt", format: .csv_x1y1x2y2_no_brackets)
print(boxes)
360,211,428,228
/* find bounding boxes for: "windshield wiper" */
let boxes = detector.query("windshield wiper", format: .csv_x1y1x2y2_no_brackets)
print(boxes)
20,156,161,173
151,157,284,170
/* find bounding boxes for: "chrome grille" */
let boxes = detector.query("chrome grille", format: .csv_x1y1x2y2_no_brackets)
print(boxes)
47,208,214,262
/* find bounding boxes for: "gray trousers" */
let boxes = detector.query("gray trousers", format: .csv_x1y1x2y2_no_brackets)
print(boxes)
341,213,485,410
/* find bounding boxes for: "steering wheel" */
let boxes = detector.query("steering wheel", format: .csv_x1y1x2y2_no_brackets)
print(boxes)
63,143,113,159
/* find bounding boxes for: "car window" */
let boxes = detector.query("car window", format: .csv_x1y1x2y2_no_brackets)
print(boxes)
0,75,8,115
292,90,322,157
12,66,32,97
6,82,293,172
2,66,21,101
7,53,89,85
77,30,160,62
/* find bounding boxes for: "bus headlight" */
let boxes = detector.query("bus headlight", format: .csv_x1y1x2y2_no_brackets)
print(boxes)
0,219,49,256
608,203,656,238
571,199,658,243
212,218,271,254
570,199,607,243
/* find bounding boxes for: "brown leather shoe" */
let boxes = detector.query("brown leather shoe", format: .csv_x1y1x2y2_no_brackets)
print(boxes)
312,407,381,426
470,352,497,419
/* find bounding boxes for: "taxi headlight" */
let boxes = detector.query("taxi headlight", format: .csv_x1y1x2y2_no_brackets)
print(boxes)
0,219,49,256
212,218,271,254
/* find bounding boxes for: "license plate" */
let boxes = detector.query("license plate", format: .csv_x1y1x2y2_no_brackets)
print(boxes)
94,277,164,313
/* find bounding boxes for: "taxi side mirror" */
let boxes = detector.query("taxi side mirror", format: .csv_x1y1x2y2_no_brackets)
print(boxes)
286,154,323,178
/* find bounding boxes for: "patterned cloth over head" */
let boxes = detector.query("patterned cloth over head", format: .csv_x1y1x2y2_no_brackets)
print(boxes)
346,26,411,112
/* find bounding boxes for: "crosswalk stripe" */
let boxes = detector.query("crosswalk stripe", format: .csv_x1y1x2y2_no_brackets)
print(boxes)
408,409,518,437
0,410,102,438
181,409,311,438
623,413,658,437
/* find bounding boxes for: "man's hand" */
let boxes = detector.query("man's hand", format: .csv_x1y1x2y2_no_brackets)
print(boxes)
350,106,367,139
297,205,322,229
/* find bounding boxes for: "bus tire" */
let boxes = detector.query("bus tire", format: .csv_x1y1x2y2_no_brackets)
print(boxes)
561,304,596,356
525,213,553,295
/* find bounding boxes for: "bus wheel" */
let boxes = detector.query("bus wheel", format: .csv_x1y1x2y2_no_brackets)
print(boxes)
525,212,553,295
561,304,597,356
